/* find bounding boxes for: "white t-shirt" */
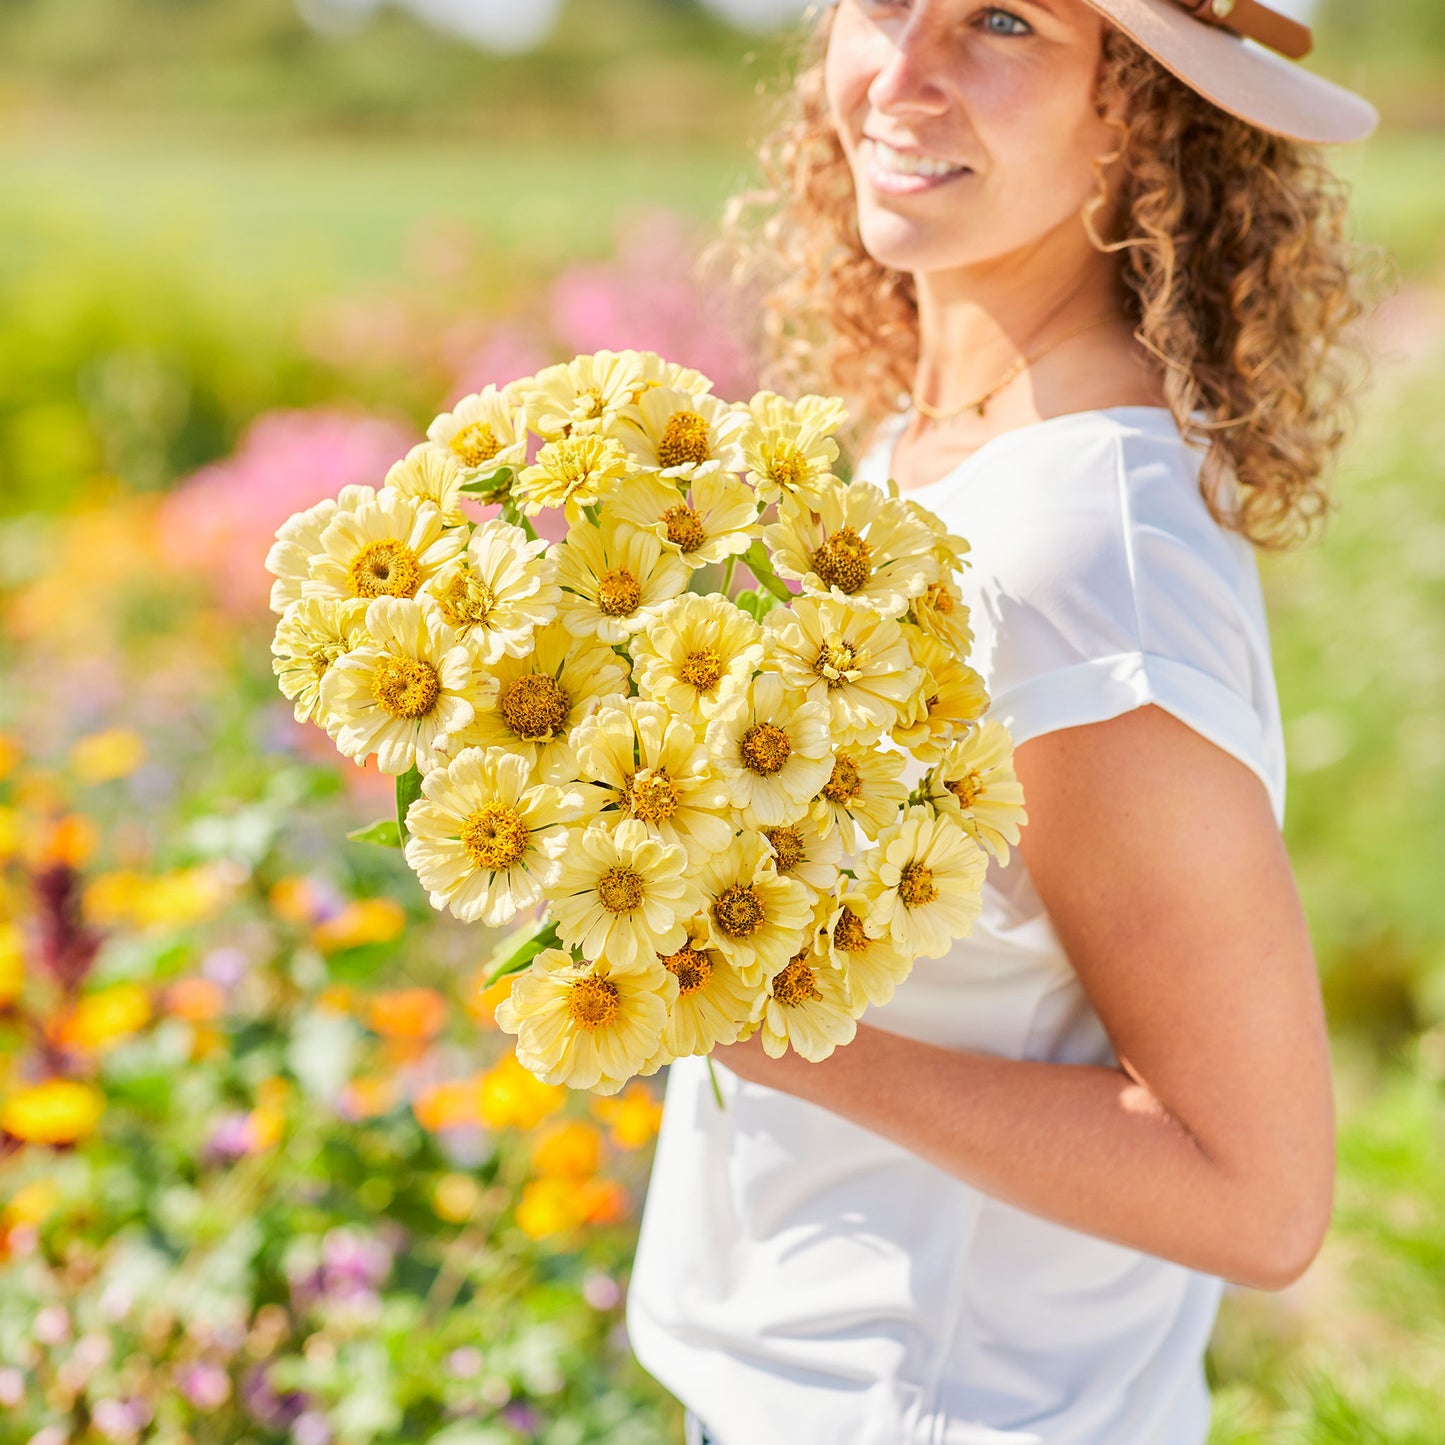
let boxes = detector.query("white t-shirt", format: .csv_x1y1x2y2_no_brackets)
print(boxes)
626,406,1287,1445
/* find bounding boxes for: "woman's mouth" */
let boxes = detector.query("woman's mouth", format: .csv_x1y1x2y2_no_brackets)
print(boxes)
862,138,973,196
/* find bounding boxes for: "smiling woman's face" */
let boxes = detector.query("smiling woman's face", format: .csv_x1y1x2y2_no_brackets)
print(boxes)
825,0,1122,277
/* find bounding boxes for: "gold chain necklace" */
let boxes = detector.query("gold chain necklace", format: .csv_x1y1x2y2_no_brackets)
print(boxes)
910,309,1126,421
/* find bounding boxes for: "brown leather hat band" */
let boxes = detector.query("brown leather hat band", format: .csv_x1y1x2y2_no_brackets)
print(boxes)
1177,0,1313,59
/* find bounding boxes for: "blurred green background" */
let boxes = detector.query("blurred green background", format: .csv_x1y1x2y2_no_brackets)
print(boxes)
0,1,1442,1441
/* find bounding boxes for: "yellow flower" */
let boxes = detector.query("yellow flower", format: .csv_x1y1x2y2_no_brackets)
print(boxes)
532,1119,603,1177
1,1079,105,1145
311,897,406,953
404,745,591,927
381,443,469,528
265,485,376,615
554,518,689,645
572,698,733,862
612,387,748,479
320,596,495,776
55,983,151,1053
419,518,560,664
414,1077,482,1132
0,922,23,1007
514,433,637,522
891,629,991,764
644,913,755,1062
549,819,702,971
478,1052,565,1130
809,744,908,849
855,805,988,960
495,949,677,1095
630,592,764,722
764,596,922,749
450,621,629,784
522,351,645,439
763,480,939,618
896,486,973,573
0,733,20,780
426,383,528,482
433,1171,483,1221
592,1080,665,1149
70,728,145,784
696,832,814,987
625,350,715,401
271,597,371,727
757,819,843,901
906,576,975,657
304,489,468,605
821,890,913,1009
704,674,833,828
922,720,1028,865
751,940,859,1062
736,390,848,510
604,470,759,571
516,1176,585,1239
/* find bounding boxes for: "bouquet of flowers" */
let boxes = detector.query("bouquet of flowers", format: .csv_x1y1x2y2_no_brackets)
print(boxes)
266,350,1027,1096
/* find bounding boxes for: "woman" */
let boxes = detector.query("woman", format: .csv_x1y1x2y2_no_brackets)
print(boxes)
627,2,1379,1442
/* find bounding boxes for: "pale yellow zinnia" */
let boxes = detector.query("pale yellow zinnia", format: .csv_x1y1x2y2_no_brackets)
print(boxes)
821,890,914,1009
403,746,593,927
572,698,733,862
549,819,703,972
265,484,376,615
304,490,467,605
513,433,637,523
906,576,976,657
765,596,922,749
696,832,813,987
751,940,860,1063
320,596,496,776
496,949,676,1096
420,518,560,664
921,719,1028,865
625,350,715,402
382,443,468,526
809,743,909,849
630,592,764,722
612,387,748,479
705,674,833,829
643,915,755,1064
763,481,939,619
604,470,759,570
892,629,991,764
426,383,528,482
522,351,644,440
757,820,842,902
448,621,629,784
271,596,371,727
855,805,988,960
735,390,849,511
554,518,689,644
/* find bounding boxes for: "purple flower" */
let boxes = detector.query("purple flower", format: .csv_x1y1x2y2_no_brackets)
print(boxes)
241,1364,309,1429
206,1111,255,1163
501,1402,541,1435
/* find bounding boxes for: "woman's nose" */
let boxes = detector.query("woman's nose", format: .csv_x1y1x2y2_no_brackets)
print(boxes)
867,18,954,119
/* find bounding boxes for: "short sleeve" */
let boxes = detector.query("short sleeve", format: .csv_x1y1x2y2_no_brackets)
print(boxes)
976,420,1287,827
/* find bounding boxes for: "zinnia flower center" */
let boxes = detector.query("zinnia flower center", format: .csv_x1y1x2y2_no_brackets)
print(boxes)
450,421,502,468
811,526,872,594
946,770,984,808
658,412,711,470
567,974,620,1031
740,722,791,777
833,907,871,954
597,565,642,617
767,443,810,490
433,568,496,628
309,642,347,680
925,581,956,615
679,646,724,691
763,825,804,873
771,955,823,1008
500,674,570,740
597,865,645,914
629,770,680,824
661,503,706,552
660,945,712,997
713,884,765,938
813,640,859,687
461,803,530,871
898,861,939,907
349,539,423,599
371,654,440,719
822,753,863,805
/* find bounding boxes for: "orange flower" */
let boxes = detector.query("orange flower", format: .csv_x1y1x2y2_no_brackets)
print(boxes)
478,1053,564,1132
54,983,151,1054
1,1080,105,1145
367,987,446,1040
576,1177,630,1226
313,899,406,954
339,1075,398,1120
269,875,320,925
515,1176,583,1239
532,1119,602,1178
462,970,515,1030
38,814,97,870
413,1076,482,1132
0,733,20,781
165,977,224,1022
592,1082,664,1150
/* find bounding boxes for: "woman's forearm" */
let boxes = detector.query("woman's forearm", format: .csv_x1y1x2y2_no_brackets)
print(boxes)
715,1021,1297,1290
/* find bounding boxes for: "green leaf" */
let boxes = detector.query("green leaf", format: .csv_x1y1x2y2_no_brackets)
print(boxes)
734,588,780,622
346,819,403,848
458,465,513,495
395,767,423,842
483,920,561,987
743,542,794,602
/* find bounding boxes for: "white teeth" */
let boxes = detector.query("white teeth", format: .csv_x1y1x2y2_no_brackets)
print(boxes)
870,140,966,178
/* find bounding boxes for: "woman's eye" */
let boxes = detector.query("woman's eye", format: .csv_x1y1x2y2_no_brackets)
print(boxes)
978,7,1032,35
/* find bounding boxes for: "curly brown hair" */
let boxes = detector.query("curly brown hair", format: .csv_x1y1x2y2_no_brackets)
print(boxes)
712,9,1385,551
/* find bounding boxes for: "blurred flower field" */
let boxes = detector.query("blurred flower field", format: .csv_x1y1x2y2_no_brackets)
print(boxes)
2,2,1444,1436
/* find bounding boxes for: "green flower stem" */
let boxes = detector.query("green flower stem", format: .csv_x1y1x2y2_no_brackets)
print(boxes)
743,542,793,603
706,1056,726,1111
722,554,738,598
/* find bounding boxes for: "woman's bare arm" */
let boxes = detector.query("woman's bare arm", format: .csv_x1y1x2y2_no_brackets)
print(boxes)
709,703,1336,1291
